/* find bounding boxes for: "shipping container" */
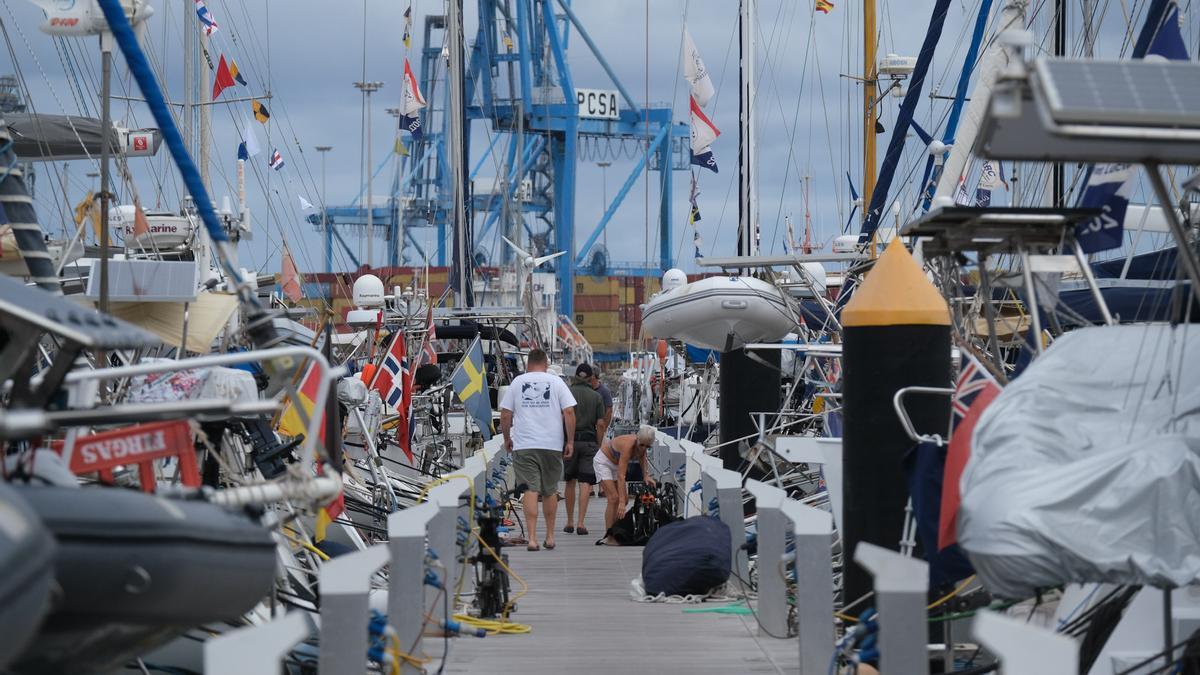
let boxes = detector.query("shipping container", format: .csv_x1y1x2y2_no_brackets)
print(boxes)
575,294,619,311
574,311,620,327
576,276,618,296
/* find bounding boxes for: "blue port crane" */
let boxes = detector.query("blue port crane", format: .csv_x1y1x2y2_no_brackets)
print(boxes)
312,0,690,316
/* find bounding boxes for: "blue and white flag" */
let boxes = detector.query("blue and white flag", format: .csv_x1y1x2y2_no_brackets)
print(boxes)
682,27,715,108
1076,4,1188,252
269,149,284,171
974,161,1006,208
1077,163,1136,253
693,231,704,259
400,58,427,140
689,95,719,173
194,0,219,36
237,141,248,162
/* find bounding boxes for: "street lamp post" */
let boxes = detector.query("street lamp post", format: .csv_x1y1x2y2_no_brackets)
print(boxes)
316,146,333,273
354,80,384,271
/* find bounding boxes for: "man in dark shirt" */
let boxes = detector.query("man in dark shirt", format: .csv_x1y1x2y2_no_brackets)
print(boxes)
590,367,614,429
564,363,606,535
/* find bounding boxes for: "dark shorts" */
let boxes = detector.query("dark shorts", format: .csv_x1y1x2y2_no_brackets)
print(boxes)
563,440,599,484
512,448,564,497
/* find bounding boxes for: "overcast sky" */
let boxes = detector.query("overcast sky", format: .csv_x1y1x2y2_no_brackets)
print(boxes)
2,0,1190,278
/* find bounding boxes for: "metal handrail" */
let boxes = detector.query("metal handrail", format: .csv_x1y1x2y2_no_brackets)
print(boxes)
892,386,955,446
62,345,337,467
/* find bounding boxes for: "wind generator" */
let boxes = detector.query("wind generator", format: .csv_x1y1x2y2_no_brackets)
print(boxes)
502,235,564,346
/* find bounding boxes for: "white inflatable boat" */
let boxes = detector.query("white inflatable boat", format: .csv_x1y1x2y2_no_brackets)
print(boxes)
641,270,795,352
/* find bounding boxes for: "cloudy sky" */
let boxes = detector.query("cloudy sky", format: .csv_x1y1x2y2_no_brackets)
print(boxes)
1,0,1188,279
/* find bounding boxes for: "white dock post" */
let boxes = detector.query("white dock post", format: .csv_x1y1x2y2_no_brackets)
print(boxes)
317,545,390,675
204,611,311,675
701,463,747,576
973,611,1078,674
744,479,789,638
425,477,471,630
387,501,439,674
781,499,835,675
854,542,930,675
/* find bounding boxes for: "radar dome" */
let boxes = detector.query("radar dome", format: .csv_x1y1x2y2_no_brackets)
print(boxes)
352,274,385,308
662,268,687,291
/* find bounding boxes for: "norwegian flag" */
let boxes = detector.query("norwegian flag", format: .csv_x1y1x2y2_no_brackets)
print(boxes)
370,332,413,462
938,353,1001,550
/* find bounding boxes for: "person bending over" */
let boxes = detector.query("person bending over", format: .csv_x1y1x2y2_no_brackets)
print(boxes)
593,424,656,544
499,348,576,551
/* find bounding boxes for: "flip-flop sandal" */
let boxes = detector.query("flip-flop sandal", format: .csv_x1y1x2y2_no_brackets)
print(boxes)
526,543,540,552
543,540,556,550
576,527,589,536
563,525,575,533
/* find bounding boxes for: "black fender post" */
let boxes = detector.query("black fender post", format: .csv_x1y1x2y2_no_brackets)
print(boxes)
840,239,951,605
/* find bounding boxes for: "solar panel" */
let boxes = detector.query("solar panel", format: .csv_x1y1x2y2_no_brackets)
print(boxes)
1036,58,1200,128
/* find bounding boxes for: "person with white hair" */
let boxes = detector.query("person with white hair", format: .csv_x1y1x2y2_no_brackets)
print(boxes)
593,424,657,543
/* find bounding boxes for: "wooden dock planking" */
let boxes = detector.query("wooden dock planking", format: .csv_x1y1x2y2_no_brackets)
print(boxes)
437,495,800,674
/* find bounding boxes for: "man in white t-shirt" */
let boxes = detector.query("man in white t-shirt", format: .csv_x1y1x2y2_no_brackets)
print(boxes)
499,348,576,551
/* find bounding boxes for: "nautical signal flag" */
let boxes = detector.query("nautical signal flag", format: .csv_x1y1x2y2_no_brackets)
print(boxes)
212,55,236,100
280,246,302,302
194,0,219,36
816,0,834,13
451,335,492,440
689,95,719,173
403,6,413,49
394,137,409,157
253,100,271,124
400,59,427,140
269,149,285,171
229,59,248,86
369,331,414,462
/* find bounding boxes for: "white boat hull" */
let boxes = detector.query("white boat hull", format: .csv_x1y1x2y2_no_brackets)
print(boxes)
641,276,794,351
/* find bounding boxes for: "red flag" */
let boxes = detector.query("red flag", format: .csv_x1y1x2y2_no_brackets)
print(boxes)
418,304,438,366
938,355,1002,550
370,332,413,463
278,362,325,443
280,247,302,303
132,201,151,239
212,55,236,99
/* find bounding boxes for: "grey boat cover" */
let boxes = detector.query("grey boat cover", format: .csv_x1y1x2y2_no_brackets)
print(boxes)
5,114,119,162
958,324,1200,598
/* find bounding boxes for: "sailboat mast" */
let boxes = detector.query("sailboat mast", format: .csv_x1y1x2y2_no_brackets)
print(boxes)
862,0,877,219
737,0,756,257
448,0,471,307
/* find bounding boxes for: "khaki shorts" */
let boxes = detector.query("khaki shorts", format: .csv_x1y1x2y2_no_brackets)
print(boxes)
512,448,564,497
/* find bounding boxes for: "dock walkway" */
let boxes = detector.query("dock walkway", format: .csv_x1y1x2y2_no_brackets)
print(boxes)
440,496,799,674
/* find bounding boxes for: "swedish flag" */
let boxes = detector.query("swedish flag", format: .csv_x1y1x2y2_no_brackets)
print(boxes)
451,335,493,440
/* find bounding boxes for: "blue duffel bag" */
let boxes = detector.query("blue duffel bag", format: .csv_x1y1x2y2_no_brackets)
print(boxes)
641,516,731,596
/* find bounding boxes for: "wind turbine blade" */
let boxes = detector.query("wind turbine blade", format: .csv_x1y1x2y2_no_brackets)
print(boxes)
532,251,566,267
501,236,531,260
